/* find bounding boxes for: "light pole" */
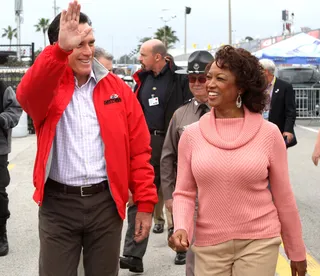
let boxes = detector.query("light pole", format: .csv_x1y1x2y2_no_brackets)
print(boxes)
160,9,176,49
15,0,23,61
228,0,232,45
53,0,60,17
184,7,191,54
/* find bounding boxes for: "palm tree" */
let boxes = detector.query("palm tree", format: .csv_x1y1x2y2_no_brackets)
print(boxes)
34,18,50,48
154,26,179,49
2,26,17,49
136,36,152,53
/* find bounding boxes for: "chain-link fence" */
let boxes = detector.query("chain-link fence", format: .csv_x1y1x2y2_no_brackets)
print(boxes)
0,43,35,133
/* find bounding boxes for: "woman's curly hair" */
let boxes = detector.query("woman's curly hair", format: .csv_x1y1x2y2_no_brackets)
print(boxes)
209,45,269,113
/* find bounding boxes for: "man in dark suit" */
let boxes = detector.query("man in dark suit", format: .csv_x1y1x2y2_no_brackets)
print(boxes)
260,59,297,148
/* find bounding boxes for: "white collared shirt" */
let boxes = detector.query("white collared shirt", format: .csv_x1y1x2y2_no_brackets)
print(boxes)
49,71,107,186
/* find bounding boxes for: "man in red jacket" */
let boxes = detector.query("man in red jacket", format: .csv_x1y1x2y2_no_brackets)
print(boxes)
16,1,157,275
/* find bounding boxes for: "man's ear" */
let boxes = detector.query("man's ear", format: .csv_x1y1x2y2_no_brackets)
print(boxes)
155,53,161,61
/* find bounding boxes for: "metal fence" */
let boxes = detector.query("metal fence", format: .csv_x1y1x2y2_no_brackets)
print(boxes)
295,88,320,119
0,67,35,133
0,43,35,133
0,43,35,66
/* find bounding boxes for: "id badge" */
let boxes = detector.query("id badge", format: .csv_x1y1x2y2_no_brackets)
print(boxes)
148,96,159,106
262,110,269,120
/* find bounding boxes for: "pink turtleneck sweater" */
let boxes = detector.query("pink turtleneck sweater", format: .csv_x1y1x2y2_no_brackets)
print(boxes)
173,107,306,262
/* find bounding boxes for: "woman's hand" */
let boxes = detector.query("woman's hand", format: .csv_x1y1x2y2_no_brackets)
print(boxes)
290,260,307,276
168,229,189,252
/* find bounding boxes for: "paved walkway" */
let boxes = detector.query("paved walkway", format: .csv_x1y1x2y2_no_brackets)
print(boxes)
2,127,320,275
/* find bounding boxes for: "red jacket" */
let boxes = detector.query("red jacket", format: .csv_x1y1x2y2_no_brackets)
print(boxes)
16,44,157,219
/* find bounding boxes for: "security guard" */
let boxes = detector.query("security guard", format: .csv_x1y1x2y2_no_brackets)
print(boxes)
160,50,213,273
120,39,192,274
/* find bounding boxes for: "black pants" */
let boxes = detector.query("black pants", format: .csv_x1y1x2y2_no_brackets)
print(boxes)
122,134,164,259
123,205,149,259
0,154,10,226
150,134,165,191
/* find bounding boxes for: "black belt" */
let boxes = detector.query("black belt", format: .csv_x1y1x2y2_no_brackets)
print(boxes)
149,129,165,136
45,178,108,197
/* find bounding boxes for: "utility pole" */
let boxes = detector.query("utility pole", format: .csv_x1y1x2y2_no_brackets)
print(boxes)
228,0,232,45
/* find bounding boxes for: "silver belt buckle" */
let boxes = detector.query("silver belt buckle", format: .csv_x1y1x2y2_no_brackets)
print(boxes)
80,185,93,197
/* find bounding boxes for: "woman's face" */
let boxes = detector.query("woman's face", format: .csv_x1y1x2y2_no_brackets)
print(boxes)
206,61,240,110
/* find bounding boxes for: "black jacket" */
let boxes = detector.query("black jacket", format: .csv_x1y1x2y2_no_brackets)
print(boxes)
268,77,297,147
133,60,192,132
0,81,23,155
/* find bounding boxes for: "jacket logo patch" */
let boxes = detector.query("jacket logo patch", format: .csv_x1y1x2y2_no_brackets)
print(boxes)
104,94,122,105
110,94,119,99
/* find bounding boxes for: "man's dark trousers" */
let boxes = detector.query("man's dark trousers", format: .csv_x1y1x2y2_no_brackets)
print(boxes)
123,134,164,258
0,154,10,227
39,180,123,276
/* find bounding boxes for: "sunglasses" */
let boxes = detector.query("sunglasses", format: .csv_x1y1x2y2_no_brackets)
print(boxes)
188,75,207,84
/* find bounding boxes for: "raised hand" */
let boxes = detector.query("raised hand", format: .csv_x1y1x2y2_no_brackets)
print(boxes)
58,1,92,51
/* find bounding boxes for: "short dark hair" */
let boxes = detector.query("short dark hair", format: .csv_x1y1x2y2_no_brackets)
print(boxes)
214,45,268,113
48,12,92,45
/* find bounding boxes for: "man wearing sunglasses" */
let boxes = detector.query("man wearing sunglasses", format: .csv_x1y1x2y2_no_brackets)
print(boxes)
160,50,213,274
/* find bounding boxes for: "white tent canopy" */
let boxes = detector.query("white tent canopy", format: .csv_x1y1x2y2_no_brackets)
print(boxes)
253,33,320,64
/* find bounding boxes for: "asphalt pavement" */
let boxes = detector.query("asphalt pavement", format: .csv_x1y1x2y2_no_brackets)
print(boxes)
1,121,320,276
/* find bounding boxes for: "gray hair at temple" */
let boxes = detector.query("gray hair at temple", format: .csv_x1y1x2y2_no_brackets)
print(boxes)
94,47,114,61
259,59,276,75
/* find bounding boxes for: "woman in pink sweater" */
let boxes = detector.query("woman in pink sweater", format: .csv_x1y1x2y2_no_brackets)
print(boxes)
169,46,307,276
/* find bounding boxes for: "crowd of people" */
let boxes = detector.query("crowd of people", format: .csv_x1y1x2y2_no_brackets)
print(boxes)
2,0,320,275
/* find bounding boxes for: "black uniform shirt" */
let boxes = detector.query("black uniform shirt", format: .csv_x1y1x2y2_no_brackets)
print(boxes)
139,63,171,130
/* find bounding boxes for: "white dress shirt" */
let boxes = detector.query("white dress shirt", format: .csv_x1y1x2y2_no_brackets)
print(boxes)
49,71,107,186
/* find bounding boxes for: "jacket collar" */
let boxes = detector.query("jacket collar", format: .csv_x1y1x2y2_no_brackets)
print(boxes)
133,60,180,85
92,58,109,83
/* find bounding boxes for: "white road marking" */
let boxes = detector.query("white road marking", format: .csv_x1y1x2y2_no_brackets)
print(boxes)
297,125,319,133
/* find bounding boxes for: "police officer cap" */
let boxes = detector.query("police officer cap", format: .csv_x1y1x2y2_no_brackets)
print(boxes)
176,50,214,74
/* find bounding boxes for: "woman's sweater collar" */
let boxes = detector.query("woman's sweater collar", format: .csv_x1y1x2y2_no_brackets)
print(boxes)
199,106,263,149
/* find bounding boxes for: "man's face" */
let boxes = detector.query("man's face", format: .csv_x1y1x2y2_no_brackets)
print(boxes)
138,44,156,71
264,69,274,83
97,57,113,71
68,23,95,84
188,74,207,100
